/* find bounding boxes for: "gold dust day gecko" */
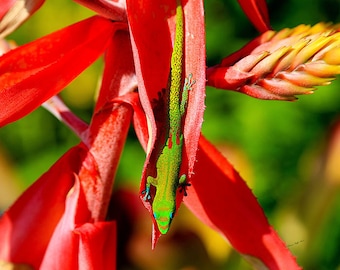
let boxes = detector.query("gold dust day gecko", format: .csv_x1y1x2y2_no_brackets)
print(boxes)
142,0,195,234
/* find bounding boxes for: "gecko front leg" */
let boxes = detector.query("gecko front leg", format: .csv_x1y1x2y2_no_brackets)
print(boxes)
180,73,196,116
177,74,195,196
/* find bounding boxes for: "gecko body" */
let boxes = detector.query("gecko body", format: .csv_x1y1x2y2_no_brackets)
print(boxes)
142,0,195,234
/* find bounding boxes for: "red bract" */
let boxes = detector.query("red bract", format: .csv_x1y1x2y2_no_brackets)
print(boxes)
0,16,125,127
0,144,119,269
0,147,79,268
237,0,271,32
126,0,206,243
39,168,116,269
0,0,320,268
185,136,299,269
73,0,127,21
0,12,135,268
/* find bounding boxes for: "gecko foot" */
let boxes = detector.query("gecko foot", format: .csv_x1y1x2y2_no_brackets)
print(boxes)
179,182,191,196
183,73,196,91
141,188,151,201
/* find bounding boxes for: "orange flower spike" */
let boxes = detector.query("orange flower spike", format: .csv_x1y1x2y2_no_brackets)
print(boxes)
290,35,335,70
258,78,315,97
233,51,269,72
323,46,340,65
250,46,290,81
272,40,308,74
207,23,340,100
300,61,340,78
278,71,333,88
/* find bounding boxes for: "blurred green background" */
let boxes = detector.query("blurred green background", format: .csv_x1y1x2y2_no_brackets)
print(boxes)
1,0,340,269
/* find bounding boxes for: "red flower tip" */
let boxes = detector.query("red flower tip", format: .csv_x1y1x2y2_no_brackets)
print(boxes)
0,0,45,38
0,16,119,127
237,0,271,32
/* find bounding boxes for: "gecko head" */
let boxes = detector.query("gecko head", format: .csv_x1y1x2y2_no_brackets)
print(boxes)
153,201,176,234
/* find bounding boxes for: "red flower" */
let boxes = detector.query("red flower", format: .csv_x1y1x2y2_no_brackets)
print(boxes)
0,12,135,269
0,145,117,269
4,0,335,268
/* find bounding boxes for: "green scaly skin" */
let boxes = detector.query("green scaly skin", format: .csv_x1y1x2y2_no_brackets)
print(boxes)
143,0,194,234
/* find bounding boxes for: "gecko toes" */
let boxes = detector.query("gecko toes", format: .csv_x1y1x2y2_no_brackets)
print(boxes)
179,182,191,196
141,189,152,201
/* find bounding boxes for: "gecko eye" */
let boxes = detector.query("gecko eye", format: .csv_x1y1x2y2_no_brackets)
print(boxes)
169,212,174,219
153,213,159,219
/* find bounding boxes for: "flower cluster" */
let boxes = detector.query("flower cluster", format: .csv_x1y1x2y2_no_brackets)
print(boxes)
207,23,340,100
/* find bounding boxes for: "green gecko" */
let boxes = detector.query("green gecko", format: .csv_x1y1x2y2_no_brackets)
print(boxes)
142,0,195,234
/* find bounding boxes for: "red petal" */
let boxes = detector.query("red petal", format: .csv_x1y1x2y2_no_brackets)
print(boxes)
0,95,128,266
86,29,135,220
86,101,133,221
237,0,271,32
73,0,127,21
76,222,116,270
94,29,136,112
39,176,87,269
40,175,116,269
0,146,87,268
0,16,118,127
184,136,301,269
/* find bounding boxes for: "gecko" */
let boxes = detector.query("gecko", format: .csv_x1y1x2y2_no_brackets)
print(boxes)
142,0,195,234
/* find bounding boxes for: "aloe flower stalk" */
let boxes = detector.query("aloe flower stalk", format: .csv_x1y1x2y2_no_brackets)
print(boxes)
207,23,340,100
